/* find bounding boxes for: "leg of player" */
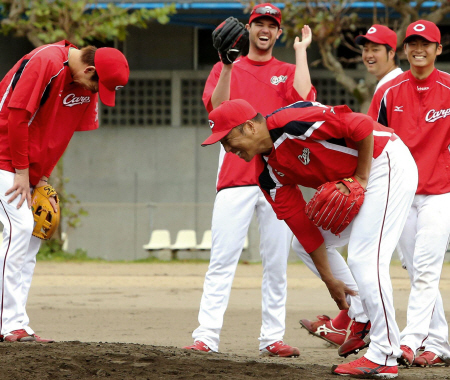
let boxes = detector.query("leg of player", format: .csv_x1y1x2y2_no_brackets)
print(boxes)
413,292,450,367
185,187,258,352
0,170,36,342
255,191,299,357
293,231,371,355
398,193,450,367
332,137,418,377
21,236,54,343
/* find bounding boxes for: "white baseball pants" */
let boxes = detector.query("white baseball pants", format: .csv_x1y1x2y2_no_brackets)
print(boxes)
0,169,41,336
192,186,292,351
398,193,450,360
294,138,417,366
293,231,367,323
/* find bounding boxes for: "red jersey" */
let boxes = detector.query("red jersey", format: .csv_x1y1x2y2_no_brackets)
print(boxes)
203,56,317,192
256,101,395,250
0,40,99,185
368,69,450,195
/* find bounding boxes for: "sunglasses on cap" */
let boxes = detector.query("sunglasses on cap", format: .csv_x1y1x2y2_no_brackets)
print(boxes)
252,6,281,17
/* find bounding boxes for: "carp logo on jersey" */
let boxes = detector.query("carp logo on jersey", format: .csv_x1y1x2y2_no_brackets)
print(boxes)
270,75,287,85
425,108,450,122
298,148,310,165
63,94,91,107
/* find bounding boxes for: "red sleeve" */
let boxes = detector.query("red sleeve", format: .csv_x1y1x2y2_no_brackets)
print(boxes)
285,210,324,253
343,113,373,142
202,62,222,113
8,55,61,116
259,179,324,252
8,108,31,169
43,164,56,179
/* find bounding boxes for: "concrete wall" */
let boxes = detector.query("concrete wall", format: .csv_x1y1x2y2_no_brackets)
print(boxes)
63,126,220,260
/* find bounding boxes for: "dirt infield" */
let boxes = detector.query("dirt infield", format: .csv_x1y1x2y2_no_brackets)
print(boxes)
4,262,449,379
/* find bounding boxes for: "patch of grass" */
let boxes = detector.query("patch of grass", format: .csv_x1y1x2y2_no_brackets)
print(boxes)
37,240,104,262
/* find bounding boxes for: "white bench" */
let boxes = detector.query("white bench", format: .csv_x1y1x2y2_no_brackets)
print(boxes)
171,230,197,250
143,229,171,250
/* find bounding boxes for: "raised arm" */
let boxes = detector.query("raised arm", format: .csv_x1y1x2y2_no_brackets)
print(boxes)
210,64,233,109
293,25,313,100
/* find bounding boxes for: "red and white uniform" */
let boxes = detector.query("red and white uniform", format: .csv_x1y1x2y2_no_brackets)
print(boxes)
375,67,403,93
192,56,317,351
0,41,98,337
369,68,450,360
258,101,417,366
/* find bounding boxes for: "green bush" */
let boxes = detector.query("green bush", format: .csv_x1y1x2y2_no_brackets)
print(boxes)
37,239,100,262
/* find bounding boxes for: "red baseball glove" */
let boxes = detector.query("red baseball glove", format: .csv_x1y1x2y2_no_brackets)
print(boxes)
305,177,366,235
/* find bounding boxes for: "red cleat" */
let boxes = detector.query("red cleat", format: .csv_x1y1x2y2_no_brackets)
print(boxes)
4,329,36,342
398,345,415,367
413,351,450,367
183,340,212,352
332,356,398,378
338,320,371,357
260,341,300,357
314,320,348,346
300,314,331,334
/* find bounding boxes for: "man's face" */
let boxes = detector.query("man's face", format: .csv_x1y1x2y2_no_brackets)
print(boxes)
72,67,99,93
404,36,442,69
246,17,282,52
220,124,258,162
362,42,394,79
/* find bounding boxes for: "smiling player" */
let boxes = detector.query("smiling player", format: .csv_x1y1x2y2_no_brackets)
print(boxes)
369,20,450,368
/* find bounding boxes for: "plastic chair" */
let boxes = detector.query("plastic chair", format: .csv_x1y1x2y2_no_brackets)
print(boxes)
143,229,171,250
196,230,212,250
243,236,249,250
171,230,197,250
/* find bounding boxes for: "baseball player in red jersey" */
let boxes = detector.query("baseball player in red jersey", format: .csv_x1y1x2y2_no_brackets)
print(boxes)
368,20,450,367
300,24,405,357
0,41,129,342
184,3,318,356
202,98,418,378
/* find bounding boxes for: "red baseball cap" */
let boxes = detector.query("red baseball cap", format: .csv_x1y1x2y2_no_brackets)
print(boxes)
202,99,257,146
404,20,441,44
355,24,397,51
94,48,130,107
249,3,282,27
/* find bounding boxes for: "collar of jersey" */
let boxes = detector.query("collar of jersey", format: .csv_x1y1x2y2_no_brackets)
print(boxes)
244,56,275,66
407,67,438,86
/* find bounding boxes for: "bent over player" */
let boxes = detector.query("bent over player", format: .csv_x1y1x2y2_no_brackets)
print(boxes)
184,3,316,356
0,40,129,342
300,24,404,357
202,99,418,378
369,20,450,367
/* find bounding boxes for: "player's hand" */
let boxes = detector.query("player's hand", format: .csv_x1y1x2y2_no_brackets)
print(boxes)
6,169,31,209
48,192,58,213
323,277,357,310
293,25,312,51
336,182,350,195
35,178,58,213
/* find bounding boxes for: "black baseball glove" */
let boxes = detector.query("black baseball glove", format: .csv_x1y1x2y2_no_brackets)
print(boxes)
212,17,249,65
